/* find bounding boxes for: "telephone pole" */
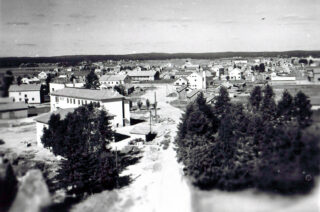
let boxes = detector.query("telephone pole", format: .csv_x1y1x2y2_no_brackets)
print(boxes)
154,92,158,123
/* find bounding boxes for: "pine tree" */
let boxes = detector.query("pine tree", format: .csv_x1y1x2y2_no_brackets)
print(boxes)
293,91,312,128
277,90,294,122
214,86,231,118
249,86,262,111
84,70,100,89
261,84,277,121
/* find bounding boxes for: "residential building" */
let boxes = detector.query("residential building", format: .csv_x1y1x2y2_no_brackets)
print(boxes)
9,84,42,104
38,71,48,80
127,71,160,81
174,76,188,87
307,67,320,83
99,75,131,88
229,68,242,80
187,71,206,90
50,88,130,127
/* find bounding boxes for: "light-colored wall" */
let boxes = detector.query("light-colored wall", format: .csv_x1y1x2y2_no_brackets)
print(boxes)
50,83,65,93
36,122,48,147
9,91,41,104
187,73,203,90
50,95,130,127
0,110,28,119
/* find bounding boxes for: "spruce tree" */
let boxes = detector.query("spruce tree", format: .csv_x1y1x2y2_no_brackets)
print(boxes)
214,86,231,118
277,90,294,122
249,86,262,111
84,70,100,89
293,91,312,128
261,84,277,121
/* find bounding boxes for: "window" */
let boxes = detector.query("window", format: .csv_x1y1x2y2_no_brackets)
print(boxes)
25,94,27,97
19,98,22,101
32,98,34,101
78,100,80,104
52,88,55,91
19,92,21,95
67,98,69,103
13,98,15,102
73,99,75,104
55,96,59,103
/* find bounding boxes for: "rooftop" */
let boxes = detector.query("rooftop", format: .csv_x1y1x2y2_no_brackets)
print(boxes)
0,102,28,112
127,70,158,77
50,87,124,101
34,108,75,124
99,74,128,81
9,84,41,92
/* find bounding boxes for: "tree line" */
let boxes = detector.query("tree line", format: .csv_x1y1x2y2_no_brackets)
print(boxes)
176,85,320,194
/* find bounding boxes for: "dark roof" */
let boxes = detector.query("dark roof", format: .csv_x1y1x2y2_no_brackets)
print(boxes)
0,102,28,112
187,89,201,98
50,88,124,101
34,108,75,124
9,84,41,92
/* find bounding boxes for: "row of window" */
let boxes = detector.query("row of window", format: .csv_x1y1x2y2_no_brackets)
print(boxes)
101,81,120,85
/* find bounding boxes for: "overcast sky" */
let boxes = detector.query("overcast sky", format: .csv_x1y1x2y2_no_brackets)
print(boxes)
0,0,319,57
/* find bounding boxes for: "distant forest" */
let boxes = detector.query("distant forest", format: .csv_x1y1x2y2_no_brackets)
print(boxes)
1,51,320,68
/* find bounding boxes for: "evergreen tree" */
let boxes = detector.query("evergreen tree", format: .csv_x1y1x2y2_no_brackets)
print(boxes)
146,99,150,110
261,84,277,121
277,90,294,122
17,76,22,85
137,100,143,110
293,91,312,128
249,86,262,111
84,70,100,89
214,86,231,118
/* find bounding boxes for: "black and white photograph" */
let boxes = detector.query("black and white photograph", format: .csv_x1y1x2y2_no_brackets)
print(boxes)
0,0,320,211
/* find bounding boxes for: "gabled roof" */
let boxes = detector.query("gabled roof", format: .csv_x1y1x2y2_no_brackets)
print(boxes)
99,74,128,81
127,70,158,77
177,85,188,93
50,88,124,101
9,84,41,92
34,108,75,124
187,89,201,98
0,102,28,112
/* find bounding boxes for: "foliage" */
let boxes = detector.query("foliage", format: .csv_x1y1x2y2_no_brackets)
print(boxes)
175,85,320,194
2,70,14,97
114,85,127,96
41,104,131,197
84,70,100,89
17,76,22,85
137,100,143,110
146,99,150,110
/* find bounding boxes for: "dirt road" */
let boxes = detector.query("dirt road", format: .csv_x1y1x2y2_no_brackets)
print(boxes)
72,84,192,212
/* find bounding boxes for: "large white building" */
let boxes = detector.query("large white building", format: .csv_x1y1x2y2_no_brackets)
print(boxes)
187,71,206,90
50,88,130,127
229,68,242,80
99,74,131,88
9,84,42,104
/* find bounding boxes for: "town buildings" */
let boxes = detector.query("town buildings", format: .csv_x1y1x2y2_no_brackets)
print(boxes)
50,88,130,127
9,84,42,104
99,75,131,88
128,70,160,81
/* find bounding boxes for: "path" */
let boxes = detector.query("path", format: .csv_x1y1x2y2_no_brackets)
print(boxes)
72,84,192,212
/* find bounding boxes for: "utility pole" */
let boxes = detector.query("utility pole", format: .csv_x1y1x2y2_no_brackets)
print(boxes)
149,110,152,133
154,92,158,123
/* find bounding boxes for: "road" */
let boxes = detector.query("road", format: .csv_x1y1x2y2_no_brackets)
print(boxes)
72,84,192,212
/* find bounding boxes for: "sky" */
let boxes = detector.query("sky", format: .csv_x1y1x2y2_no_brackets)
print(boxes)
0,0,320,57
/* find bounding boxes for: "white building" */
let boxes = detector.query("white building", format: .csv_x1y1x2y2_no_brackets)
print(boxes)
127,70,160,81
187,71,206,90
49,81,84,93
229,68,242,80
50,88,130,127
174,76,188,87
38,71,48,80
99,75,131,88
9,84,42,104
